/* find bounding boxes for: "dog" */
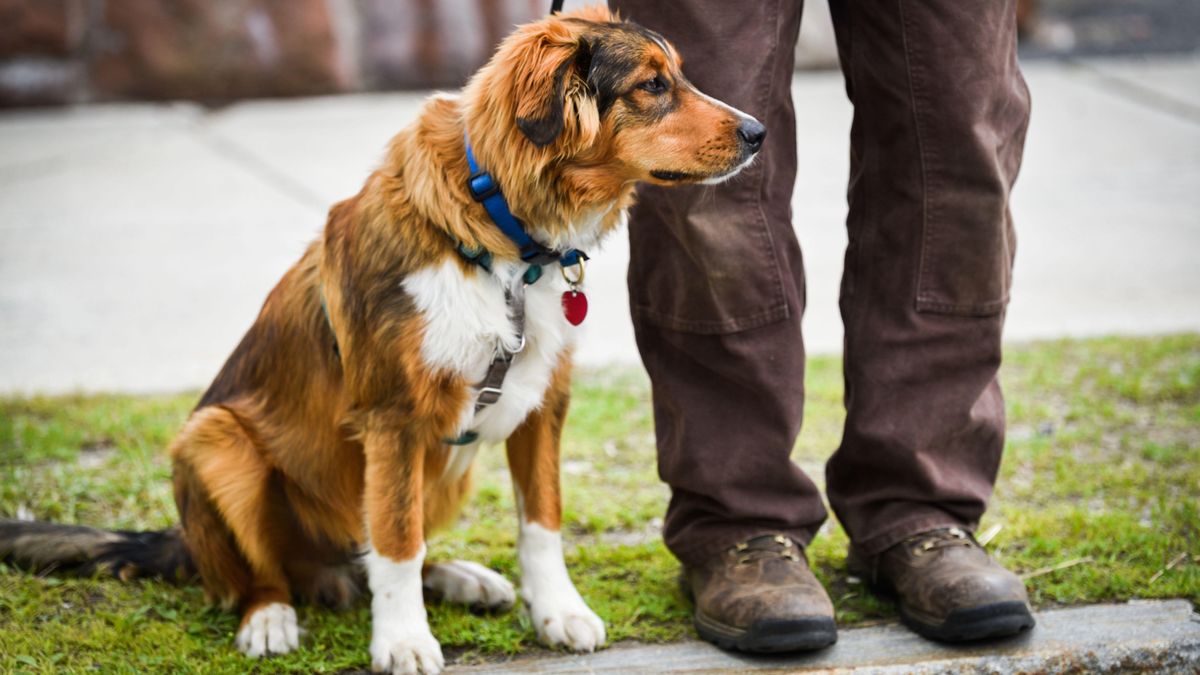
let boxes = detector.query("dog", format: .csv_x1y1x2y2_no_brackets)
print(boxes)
0,6,763,673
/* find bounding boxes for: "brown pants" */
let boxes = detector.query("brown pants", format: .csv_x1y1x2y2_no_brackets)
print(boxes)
609,0,1031,566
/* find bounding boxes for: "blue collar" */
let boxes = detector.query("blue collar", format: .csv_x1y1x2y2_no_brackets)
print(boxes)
464,135,586,270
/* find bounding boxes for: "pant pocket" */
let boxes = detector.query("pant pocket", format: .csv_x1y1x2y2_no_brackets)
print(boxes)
627,164,790,334
915,206,1017,317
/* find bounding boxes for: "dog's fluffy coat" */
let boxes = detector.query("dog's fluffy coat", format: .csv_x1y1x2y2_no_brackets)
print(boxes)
0,6,762,673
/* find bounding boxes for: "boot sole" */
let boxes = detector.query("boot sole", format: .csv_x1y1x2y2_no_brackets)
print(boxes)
900,600,1035,643
680,574,837,653
848,560,1036,643
694,610,838,653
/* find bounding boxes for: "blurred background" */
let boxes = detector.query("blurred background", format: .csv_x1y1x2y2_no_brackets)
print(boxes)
2,0,1197,105
0,0,1198,393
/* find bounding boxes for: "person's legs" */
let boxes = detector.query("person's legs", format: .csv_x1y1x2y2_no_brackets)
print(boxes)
610,0,836,652
824,0,1035,640
608,0,823,570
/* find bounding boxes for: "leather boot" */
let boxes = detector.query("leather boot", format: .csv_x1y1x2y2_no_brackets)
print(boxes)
682,534,837,653
849,527,1035,642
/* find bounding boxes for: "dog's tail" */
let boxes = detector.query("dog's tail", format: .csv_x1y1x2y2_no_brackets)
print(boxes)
0,519,195,582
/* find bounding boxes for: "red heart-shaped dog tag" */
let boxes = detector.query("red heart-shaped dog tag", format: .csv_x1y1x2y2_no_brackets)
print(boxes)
562,290,588,326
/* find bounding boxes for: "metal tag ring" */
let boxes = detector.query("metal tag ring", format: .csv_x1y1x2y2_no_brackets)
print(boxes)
560,258,586,286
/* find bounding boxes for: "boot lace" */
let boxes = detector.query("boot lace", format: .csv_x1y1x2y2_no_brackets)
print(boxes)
733,534,802,565
908,527,977,557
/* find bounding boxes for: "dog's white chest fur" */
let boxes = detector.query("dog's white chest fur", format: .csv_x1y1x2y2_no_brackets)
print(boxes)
402,258,575,447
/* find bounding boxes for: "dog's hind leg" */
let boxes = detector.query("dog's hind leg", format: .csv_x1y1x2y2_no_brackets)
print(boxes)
171,405,300,658
419,449,516,612
506,358,606,652
422,559,516,611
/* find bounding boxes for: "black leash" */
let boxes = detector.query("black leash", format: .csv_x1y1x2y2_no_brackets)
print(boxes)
550,0,564,14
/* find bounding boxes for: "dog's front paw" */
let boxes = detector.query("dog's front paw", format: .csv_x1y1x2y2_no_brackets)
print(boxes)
236,602,300,657
527,595,606,652
370,627,444,675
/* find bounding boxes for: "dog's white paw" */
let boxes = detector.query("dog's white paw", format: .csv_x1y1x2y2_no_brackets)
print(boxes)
424,560,516,611
527,593,607,652
236,602,300,657
365,545,443,673
370,627,444,675
517,522,606,652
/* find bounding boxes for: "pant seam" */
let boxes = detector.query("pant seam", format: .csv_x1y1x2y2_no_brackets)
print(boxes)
749,0,788,327
898,0,936,317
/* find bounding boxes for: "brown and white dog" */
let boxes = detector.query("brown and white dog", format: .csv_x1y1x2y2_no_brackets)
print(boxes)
0,6,763,673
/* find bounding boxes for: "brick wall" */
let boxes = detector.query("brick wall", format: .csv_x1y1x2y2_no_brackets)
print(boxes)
0,0,546,106
0,1,1048,107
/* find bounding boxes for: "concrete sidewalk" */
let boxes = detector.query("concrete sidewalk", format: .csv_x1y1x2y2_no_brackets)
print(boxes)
458,600,1200,674
1,56,1198,394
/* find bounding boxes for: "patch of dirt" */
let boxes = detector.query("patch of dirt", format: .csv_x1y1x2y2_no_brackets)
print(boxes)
572,519,664,549
77,439,116,469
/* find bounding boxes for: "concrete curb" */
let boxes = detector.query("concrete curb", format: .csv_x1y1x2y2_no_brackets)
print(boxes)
459,600,1200,674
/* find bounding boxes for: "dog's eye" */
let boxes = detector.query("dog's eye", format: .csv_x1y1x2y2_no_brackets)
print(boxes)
638,76,668,94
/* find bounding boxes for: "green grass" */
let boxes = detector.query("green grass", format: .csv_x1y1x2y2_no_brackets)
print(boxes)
2,334,1198,673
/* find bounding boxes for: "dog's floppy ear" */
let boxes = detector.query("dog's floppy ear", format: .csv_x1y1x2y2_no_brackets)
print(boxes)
515,38,593,147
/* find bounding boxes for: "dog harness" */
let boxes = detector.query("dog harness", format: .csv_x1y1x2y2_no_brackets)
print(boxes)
317,136,590,446
439,136,590,444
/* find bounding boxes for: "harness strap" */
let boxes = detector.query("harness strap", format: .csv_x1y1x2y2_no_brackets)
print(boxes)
455,241,493,272
474,282,527,412
445,430,479,446
445,280,527,445
474,356,512,412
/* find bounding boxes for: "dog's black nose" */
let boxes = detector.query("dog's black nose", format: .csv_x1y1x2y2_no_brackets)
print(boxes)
737,118,766,152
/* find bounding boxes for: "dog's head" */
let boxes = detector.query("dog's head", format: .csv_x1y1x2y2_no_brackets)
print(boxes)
464,6,764,200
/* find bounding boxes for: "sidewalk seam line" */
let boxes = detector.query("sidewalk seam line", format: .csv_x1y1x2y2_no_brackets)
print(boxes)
1067,58,1200,126
194,123,330,215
